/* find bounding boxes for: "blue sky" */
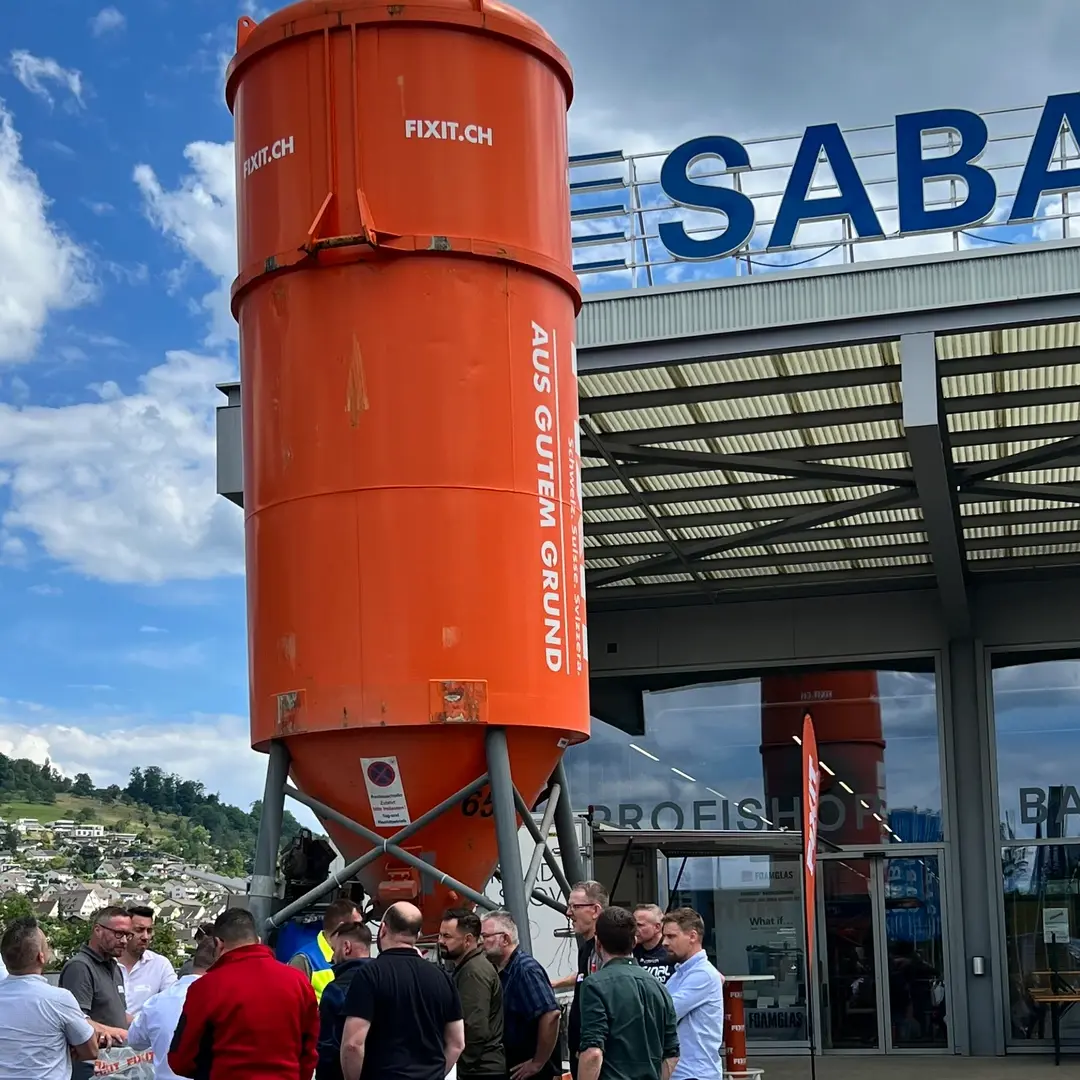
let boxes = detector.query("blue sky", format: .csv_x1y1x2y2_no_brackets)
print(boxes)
0,0,1077,818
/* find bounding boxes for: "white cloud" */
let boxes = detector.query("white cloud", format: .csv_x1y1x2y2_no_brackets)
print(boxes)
9,50,85,109
90,7,126,36
139,625,167,634
27,582,62,596
0,705,320,829
0,104,95,364
134,141,238,345
0,350,243,583
124,641,205,670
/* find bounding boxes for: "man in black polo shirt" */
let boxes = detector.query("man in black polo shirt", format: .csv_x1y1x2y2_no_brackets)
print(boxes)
340,902,465,1080
551,881,607,1080
59,906,132,1080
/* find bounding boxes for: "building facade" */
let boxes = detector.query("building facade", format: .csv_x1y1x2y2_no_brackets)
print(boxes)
217,99,1080,1057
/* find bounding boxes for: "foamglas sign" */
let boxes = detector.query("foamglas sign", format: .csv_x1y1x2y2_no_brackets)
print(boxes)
658,91,1080,260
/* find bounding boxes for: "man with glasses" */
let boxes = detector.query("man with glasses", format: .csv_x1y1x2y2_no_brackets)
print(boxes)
59,906,132,1079
481,911,561,1080
553,882,608,1080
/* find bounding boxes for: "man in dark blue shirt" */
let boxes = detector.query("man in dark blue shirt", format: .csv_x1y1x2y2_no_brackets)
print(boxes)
481,911,562,1080
317,922,373,1080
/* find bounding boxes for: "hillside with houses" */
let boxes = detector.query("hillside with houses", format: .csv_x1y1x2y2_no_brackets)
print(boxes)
0,753,306,965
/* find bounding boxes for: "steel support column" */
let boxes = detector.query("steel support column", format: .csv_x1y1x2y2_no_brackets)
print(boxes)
943,637,1002,1055
250,739,290,939
901,332,972,638
550,758,586,887
486,727,532,953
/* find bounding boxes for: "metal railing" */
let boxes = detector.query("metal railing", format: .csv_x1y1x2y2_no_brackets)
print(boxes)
568,100,1080,290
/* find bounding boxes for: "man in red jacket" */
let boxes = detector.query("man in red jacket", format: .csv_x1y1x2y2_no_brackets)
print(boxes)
169,907,319,1079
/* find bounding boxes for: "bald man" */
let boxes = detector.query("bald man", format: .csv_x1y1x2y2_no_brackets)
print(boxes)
338,903,465,1080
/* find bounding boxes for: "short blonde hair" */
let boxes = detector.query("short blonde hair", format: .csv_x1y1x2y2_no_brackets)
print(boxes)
571,880,609,906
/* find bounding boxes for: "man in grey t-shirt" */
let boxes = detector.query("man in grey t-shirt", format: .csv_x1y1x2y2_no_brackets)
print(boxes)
59,906,132,1080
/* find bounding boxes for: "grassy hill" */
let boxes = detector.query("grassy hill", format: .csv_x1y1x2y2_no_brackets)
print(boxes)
0,755,305,872
0,793,180,836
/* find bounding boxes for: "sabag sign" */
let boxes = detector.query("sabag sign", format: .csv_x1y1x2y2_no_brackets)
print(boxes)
658,92,1080,261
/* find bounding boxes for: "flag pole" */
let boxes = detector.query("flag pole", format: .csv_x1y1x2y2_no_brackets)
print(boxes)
800,711,819,1080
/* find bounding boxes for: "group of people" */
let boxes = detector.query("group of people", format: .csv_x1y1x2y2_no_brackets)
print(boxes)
0,882,726,1080
558,883,727,1080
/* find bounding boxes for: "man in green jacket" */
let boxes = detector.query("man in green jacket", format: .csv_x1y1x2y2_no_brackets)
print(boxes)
440,908,507,1080
578,907,680,1080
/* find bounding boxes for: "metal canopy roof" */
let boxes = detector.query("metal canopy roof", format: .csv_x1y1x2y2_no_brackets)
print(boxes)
591,828,804,857
578,246,1080,629
214,240,1080,634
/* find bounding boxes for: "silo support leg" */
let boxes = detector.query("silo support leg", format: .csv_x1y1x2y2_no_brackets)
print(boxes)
523,783,562,898
285,780,501,915
550,758,585,887
485,726,533,954
251,739,290,940
513,787,573,900
268,772,491,931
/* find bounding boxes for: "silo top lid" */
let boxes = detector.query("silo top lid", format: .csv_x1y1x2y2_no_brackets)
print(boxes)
226,0,574,112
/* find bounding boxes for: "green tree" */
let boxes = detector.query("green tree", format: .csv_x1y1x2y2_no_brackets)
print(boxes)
72,773,94,797
150,921,182,967
0,893,34,922
0,825,19,854
75,806,96,824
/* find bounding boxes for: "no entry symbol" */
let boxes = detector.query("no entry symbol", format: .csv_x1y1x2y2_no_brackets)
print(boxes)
367,760,396,788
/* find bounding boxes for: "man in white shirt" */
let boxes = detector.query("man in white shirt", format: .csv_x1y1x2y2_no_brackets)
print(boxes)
0,915,100,1079
127,935,218,1080
662,908,726,1080
121,905,178,1013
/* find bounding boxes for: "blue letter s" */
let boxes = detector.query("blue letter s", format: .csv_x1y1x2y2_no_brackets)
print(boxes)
658,136,755,261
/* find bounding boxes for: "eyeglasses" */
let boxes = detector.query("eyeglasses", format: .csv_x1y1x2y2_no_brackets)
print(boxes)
480,931,508,941
569,902,599,910
99,925,133,940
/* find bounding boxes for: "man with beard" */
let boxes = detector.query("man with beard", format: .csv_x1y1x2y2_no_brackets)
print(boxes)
439,909,505,1080
59,906,132,1080
317,922,374,1080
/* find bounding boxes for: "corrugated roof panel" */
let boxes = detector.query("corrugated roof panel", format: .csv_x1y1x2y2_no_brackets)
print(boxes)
969,544,1080,559
820,451,911,470
584,506,649,522
587,530,662,546
943,362,1080,400
936,321,1080,359
801,419,905,447
855,554,933,567
583,478,632,499
966,522,1080,539
579,367,676,398
643,496,759,516
949,404,1080,433
1001,466,1080,484
582,557,624,569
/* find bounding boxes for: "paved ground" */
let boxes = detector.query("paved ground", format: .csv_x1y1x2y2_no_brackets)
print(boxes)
749,1056,1066,1079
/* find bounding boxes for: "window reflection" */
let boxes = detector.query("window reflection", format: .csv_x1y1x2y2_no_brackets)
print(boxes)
1001,843,1080,1045
669,854,807,1045
994,659,1080,840
566,667,942,844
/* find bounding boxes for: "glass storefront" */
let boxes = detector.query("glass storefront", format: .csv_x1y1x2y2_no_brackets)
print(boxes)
994,656,1080,1048
566,665,942,845
669,853,808,1044
567,663,944,1050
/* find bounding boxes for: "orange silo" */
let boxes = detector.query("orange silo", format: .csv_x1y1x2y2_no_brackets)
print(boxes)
760,670,887,847
225,0,589,931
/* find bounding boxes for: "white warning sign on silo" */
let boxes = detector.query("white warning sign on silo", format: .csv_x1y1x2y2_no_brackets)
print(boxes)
362,756,412,828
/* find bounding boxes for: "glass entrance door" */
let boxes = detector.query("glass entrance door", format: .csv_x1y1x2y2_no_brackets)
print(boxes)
817,850,951,1054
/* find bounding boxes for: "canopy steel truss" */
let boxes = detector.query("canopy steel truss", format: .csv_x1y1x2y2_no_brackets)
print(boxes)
580,329,1080,614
